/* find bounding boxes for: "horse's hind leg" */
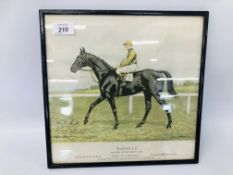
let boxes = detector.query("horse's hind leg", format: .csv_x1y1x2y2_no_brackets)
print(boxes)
153,93,172,129
136,92,152,128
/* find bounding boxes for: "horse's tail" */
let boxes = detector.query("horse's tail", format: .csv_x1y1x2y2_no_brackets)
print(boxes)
159,70,177,96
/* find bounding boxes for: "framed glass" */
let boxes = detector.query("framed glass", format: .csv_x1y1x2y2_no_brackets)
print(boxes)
39,10,208,168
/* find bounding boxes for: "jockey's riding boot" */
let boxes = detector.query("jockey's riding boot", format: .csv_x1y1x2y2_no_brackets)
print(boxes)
118,78,126,95
121,79,126,87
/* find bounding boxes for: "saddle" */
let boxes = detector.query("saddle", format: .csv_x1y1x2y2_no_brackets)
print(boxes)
117,73,134,82
125,73,134,82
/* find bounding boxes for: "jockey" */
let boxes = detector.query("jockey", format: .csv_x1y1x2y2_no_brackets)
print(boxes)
116,40,137,82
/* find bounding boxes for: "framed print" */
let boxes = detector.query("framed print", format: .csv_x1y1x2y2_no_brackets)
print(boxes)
39,10,208,168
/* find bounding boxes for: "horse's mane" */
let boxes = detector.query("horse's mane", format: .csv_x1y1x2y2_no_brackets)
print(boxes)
88,53,113,70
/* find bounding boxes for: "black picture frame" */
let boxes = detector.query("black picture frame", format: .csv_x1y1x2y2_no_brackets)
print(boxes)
39,9,208,168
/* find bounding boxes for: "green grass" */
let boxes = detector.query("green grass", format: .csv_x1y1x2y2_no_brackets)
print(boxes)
49,94,198,143
73,88,100,94
175,84,198,93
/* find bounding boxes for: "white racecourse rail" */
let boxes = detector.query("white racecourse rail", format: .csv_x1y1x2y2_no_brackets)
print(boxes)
49,93,197,115
49,77,198,115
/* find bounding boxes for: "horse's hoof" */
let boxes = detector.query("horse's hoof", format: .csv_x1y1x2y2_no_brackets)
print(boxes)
69,120,73,125
113,125,118,130
84,119,88,125
166,124,171,129
136,123,143,128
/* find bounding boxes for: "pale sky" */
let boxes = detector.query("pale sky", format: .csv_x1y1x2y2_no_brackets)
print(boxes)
44,15,204,91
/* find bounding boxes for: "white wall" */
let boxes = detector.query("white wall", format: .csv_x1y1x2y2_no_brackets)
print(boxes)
0,0,233,175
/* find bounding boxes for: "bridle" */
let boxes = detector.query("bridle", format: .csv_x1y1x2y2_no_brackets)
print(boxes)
79,53,114,83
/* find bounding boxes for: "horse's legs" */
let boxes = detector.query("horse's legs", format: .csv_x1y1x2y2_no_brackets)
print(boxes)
136,92,152,128
107,97,119,130
153,93,172,129
84,96,105,125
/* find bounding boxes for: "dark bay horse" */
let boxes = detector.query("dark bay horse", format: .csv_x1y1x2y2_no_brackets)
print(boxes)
70,48,177,130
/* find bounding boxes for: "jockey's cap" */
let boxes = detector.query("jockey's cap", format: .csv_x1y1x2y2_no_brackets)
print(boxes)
123,40,133,46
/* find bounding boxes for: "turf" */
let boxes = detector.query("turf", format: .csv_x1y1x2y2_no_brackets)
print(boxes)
49,94,198,143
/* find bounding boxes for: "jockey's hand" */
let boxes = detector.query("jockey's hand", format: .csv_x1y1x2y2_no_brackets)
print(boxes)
116,68,121,75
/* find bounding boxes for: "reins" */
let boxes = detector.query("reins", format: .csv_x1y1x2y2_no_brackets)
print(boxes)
80,53,115,83
80,67,114,83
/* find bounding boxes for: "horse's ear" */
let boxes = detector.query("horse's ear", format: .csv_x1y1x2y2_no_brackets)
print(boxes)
80,47,86,54
82,47,86,53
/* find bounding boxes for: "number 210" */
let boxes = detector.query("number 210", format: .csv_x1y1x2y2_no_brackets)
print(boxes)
58,27,69,32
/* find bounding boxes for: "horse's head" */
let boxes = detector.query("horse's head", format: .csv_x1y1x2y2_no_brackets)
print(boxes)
70,47,89,73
